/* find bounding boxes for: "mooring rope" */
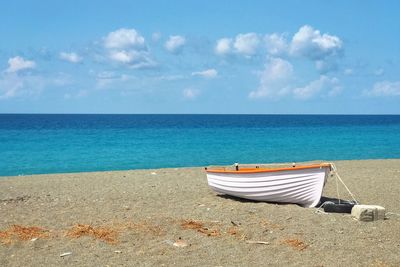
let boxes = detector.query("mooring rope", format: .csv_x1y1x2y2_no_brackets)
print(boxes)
334,170,341,204
329,163,359,204
314,201,333,214
386,212,400,217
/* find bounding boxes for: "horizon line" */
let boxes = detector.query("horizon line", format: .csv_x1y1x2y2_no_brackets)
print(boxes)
0,113,399,116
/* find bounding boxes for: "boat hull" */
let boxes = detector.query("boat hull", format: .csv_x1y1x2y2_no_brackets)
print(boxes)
206,166,329,208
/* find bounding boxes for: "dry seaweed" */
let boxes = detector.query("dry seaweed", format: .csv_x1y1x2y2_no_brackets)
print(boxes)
281,238,308,251
0,230,12,244
66,224,119,244
0,225,49,244
181,220,220,237
181,220,204,230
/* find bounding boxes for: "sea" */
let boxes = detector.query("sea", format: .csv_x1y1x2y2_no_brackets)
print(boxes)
0,114,399,176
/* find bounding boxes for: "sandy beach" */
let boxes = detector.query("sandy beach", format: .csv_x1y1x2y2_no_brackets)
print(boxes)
0,159,399,266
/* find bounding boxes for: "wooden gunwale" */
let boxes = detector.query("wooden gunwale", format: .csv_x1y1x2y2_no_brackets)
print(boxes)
206,163,331,174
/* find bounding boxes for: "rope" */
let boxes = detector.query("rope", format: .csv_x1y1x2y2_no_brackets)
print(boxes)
314,201,334,214
335,171,341,205
386,212,400,217
329,163,359,204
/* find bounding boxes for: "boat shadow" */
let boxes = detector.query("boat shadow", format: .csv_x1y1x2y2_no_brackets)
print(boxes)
317,196,357,207
216,194,295,206
216,194,356,208
216,194,260,203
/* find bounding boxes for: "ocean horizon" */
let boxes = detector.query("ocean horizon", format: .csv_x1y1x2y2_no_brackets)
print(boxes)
1,114,399,177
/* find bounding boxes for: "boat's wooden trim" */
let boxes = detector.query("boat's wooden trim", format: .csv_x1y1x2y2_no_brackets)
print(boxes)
205,163,331,174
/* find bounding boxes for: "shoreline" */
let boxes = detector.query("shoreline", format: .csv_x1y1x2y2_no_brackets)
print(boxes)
1,158,399,266
1,157,400,179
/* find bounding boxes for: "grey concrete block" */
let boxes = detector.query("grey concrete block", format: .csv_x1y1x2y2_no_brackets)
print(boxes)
351,205,385,221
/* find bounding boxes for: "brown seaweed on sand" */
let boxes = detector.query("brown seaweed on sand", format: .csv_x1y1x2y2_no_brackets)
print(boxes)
0,225,49,244
0,230,12,244
181,220,220,237
281,238,308,251
66,224,119,244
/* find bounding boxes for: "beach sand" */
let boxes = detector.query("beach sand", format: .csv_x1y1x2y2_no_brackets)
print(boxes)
0,159,399,266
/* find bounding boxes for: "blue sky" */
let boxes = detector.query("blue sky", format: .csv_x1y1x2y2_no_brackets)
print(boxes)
0,0,399,114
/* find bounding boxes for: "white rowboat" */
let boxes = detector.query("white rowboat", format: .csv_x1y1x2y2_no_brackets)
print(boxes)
205,163,331,208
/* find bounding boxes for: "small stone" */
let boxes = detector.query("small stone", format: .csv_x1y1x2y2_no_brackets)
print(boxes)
60,252,72,257
173,238,188,248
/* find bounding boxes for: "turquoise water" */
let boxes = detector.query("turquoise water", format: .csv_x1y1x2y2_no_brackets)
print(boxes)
0,114,399,176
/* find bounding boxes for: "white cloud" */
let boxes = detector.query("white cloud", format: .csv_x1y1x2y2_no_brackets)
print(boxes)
214,25,343,72
249,56,342,100
183,88,200,100
249,57,293,99
1,57,48,99
264,33,288,56
109,50,138,64
191,68,218,79
293,75,341,99
289,25,343,73
165,35,186,53
233,33,260,56
104,28,146,50
5,56,36,73
59,52,82,63
215,38,232,55
0,72,68,100
107,50,155,68
290,25,343,60
102,28,156,68
215,33,260,56
364,81,400,97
